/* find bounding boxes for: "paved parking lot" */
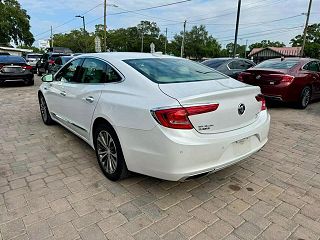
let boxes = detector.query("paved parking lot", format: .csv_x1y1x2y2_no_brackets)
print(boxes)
0,76,320,240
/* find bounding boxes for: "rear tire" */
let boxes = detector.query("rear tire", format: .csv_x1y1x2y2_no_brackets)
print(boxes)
297,86,311,109
94,124,128,181
37,68,42,76
38,94,54,125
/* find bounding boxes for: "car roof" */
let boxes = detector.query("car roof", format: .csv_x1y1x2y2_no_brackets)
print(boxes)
0,55,25,62
77,52,177,61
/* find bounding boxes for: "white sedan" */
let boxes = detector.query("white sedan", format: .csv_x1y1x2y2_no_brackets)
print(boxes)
38,53,270,181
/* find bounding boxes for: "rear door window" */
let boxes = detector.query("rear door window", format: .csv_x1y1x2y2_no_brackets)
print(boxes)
79,58,107,84
303,61,320,72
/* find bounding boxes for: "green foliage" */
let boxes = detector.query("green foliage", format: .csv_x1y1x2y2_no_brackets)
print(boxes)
224,42,247,58
249,40,285,51
53,30,95,53
170,25,221,60
0,0,34,46
291,23,320,58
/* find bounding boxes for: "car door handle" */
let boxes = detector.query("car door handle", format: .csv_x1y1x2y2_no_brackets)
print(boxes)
84,96,94,103
60,91,66,96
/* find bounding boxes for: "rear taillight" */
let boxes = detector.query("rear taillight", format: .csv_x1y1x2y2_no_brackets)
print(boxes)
48,60,55,65
22,65,33,70
237,72,250,81
281,75,294,83
256,94,267,111
152,104,219,129
0,64,3,70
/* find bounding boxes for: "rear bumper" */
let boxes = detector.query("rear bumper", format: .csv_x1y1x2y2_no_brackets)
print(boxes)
0,72,33,82
260,83,298,102
117,111,270,181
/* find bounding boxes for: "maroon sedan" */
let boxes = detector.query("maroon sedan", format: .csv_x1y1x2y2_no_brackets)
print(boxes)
238,58,320,109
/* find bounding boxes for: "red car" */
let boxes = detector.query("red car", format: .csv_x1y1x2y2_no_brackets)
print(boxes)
238,58,320,109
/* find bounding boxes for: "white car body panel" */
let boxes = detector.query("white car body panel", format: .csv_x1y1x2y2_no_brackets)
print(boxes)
39,52,270,181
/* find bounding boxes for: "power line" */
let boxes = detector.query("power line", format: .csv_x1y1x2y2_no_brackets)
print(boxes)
189,0,285,23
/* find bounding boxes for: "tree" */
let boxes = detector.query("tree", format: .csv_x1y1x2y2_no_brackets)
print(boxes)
53,30,95,53
0,0,34,46
223,42,247,58
249,40,285,51
291,23,320,58
170,25,221,60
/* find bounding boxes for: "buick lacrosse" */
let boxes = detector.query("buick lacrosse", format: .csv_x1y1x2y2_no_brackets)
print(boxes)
38,53,270,181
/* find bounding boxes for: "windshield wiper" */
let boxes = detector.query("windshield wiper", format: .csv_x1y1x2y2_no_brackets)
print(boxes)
195,70,212,74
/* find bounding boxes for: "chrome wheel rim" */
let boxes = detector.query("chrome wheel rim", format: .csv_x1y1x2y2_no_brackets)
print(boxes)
97,131,117,174
40,97,47,121
302,88,311,107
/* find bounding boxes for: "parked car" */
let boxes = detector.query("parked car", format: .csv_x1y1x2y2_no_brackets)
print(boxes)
25,53,42,73
50,56,73,74
36,53,70,76
238,58,320,109
202,58,255,79
0,55,34,85
38,53,270,181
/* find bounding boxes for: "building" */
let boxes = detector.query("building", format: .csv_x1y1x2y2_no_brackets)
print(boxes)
0,46,33,56
248,47,302,63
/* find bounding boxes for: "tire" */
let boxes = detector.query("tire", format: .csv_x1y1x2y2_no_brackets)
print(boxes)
297,86,311,109
94,124,128,181
24,79,34,86
37,68,42,76
38,94,54,125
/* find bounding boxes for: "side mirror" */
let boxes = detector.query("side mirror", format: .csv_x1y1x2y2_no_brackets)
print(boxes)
41,74,53,82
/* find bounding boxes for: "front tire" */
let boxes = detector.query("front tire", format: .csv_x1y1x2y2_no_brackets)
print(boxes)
94,124,128,181
297,86,311,109
38,94,54,125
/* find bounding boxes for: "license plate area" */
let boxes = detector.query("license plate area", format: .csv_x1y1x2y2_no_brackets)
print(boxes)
232,136,252,155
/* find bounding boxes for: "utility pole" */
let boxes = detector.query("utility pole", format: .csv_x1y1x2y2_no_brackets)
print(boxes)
301,0,313,57
181,20,186,58
233,0,241,58
104,0,107,52
244,39,248,58
50,26,53,48
165,28,168,54
75,15,86,33
141,29,144,52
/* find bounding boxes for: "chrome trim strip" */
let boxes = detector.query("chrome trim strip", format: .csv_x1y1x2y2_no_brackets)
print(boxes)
51,112,88,132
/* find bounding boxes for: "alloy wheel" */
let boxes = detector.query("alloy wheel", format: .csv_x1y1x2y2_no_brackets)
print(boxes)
97,130,118,174
302,88,311,108
40,96,48,122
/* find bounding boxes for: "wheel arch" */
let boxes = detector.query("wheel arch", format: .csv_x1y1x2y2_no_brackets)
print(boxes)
91,117,119,148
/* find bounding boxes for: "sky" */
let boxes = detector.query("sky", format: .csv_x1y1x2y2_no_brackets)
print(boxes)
19,0,320,49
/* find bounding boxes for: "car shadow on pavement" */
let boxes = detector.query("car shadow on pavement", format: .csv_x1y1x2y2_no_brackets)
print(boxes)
0,81,31,88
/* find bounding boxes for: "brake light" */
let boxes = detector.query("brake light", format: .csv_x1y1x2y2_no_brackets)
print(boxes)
48,60,55,65
238,72,250,81
22,65,33,70
281,75,294,83
255,94,267,111
152,104,219,129
0,64,3,70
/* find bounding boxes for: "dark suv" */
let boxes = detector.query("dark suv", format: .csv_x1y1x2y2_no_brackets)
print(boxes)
36,53,70,76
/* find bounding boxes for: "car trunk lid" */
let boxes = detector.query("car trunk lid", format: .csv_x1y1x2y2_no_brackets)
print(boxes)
158,79,262,134
240,68,290,86
0,63,25,73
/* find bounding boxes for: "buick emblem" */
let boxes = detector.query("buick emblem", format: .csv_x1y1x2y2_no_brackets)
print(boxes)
256,75,261,80
238,104,245,115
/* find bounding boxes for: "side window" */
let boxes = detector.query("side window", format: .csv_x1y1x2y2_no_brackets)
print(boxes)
106,64,122,82
228,61,241,70
304,61,320,72
79,59,106,84
55,58,83,82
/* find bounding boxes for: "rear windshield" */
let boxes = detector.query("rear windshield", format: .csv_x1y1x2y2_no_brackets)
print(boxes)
0,56,26,63
255,59,300,69
50,54,69,60
202,59,227,69
124,58,227,84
